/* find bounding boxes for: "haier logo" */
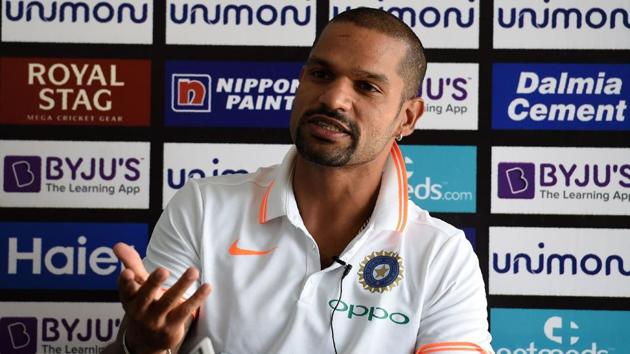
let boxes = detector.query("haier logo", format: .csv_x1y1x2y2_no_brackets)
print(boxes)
3,156,41,192
166,0,315,46
489,227,630,297
172,74,211,112
401,145,476,213
1,302,124,353
494,0,630,49
2,0,153,44
165,61,301,127
163,143,291,207
491,308,630,354
492,147,630,215
0,222,147,289
416,63,479,130
492,64,630,131
330,0,479,49
0,140,150,208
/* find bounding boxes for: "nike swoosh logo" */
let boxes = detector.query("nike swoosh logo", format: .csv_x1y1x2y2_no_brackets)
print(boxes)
229,239,275,256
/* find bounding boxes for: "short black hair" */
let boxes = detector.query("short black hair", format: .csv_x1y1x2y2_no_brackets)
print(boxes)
325,7,427,100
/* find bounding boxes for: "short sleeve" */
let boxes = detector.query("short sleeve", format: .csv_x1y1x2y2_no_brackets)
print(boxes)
143,179,205,299
415,233,494,354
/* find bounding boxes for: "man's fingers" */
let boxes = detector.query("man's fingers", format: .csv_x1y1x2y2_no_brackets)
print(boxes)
113,242,149,282
132,267,169,315
118,268,142,303
166,283,212,325
154,267,199,314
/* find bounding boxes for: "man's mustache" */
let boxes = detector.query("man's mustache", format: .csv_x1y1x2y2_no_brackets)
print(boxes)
301,105,355,132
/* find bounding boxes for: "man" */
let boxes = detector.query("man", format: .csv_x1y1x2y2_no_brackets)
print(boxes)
108,8,493,354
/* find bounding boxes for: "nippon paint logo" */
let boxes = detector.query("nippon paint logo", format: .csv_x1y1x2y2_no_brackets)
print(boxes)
491,308,630,354
0,140,150,209
0,302,123,354
492,64,629,131
489,227,630,297
0,58,151,126
417,63,478,130
165,61,301,127
166,0,315,46
330,0,479,49
2,0,153,44
163,143,291,207
494,0,630,49
492,147,630,215
400,145,476,213
0,222,147,290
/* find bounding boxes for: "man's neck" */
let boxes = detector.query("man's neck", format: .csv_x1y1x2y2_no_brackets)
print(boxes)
292,151,389,268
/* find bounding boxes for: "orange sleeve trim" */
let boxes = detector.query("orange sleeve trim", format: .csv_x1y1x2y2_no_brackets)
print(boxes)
258,180,275,224
390,143,408,233
416,342,487,354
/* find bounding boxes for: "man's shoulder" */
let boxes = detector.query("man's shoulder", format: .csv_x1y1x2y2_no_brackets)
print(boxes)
404,202,464,240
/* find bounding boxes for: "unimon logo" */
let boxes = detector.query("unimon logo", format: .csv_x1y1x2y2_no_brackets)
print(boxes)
491,308,630,354
489,227,630,297
401,145,476,213
2,0,152,44
167,0,315,46
3,156,41,192
0,317,37,354
331,0,479,49
497,162,535,199
162,143,290,207
165,61,301,127
172,74,211,112
0,222,147,289
494,0,630,49
492,64,630,131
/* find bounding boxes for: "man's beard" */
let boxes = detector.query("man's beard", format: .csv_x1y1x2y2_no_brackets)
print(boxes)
294,106,360,167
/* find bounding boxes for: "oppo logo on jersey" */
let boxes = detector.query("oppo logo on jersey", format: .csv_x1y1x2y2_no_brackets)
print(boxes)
328,300,410,325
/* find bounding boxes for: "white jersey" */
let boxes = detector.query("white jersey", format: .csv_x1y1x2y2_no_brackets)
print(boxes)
145,144,493,354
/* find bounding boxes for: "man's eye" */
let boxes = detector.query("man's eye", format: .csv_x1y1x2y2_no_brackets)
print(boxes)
310,70,330,80
358,81,379,93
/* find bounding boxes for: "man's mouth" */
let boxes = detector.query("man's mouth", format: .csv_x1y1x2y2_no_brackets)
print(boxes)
307,115,351,135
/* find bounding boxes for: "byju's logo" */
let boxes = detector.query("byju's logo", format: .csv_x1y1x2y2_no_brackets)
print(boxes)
172,74,211,112
498,162,535,199
0,317,37,354
544,316,579,345
3,156,41,193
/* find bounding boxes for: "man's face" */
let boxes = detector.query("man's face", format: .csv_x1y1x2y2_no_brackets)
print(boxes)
290,22,411,167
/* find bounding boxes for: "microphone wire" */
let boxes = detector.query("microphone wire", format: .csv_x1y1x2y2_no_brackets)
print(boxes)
330,257,352,354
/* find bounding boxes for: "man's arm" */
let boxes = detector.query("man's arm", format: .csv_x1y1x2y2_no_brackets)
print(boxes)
103,243,211,354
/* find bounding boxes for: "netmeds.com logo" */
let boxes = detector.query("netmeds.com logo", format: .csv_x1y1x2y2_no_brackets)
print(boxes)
400,145,476,213
491,308,630,354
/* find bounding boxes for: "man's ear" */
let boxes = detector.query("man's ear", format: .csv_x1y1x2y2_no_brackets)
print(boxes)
398,97,424,138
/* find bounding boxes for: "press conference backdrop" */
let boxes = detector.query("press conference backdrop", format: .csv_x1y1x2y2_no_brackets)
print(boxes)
1,1,629,353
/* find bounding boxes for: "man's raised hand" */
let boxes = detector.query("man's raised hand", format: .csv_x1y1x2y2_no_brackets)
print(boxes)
113,242,211,354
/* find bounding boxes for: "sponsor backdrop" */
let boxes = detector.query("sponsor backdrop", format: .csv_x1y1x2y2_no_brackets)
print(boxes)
1,0,629,351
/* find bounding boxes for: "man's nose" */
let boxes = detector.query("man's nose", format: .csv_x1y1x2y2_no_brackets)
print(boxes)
318,78,353,112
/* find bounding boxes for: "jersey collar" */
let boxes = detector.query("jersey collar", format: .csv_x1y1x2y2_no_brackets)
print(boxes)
259,143,409,234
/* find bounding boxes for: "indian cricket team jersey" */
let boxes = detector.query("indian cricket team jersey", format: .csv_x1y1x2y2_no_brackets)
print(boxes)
145,144,494,354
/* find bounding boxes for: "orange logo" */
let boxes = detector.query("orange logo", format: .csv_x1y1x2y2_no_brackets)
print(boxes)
228,239,275,256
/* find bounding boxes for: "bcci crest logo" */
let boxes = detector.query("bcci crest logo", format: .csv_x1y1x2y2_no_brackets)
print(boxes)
358,251,403,293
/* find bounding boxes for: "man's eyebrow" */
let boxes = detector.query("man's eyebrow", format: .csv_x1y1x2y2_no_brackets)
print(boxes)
305,56,389,85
